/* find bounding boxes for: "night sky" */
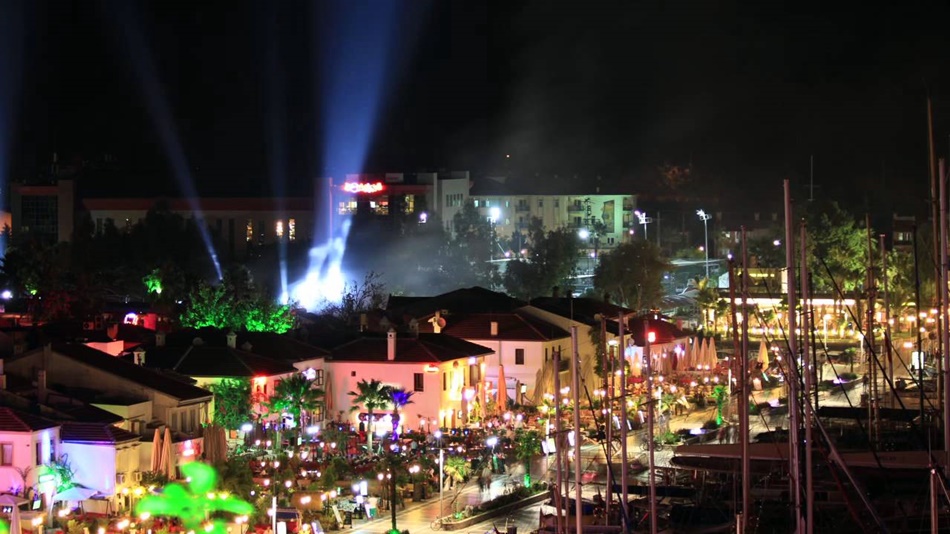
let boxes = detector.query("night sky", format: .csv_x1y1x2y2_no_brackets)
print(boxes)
8,0,950,212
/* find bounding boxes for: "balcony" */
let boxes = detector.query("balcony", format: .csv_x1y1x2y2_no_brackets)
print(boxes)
515,204,531,212
567,204,585,212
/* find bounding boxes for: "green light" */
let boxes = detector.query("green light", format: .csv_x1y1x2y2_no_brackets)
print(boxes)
135,462,254,534
143,269,164,295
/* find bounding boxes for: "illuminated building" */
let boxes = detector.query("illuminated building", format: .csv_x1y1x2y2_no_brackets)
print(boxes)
467,176,638,256
10,179,75,244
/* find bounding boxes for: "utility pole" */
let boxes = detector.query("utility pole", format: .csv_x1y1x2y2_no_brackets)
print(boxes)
783,179,803,533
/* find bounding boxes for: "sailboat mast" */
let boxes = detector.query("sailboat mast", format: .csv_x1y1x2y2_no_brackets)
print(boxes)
553,346,564,534
784,179,804,532
940,158,949,460
740,227,751,531
618,313,629,530
801,221,814,534
570,327,583,534
866,213,879,442
645,316,657,534
929,96,943,426
880,234,893,409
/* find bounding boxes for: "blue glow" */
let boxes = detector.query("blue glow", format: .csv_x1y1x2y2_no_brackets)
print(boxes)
290,3,398,307
0,1,24,257
112,4,222,279
263,6,290,301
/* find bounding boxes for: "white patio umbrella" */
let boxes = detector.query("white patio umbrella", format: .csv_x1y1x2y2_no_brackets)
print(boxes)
708,337,718,368
52,486,98,503
696,339,708,370
161,427,177,480
496,364,507,415
150,428,163,472
0,494,26,534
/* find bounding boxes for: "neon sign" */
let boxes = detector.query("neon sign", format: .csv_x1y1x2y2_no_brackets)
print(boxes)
342,182,384,194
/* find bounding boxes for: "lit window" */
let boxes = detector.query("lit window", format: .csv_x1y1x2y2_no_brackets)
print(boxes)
405,195,415,214
288,219,296,241
245,220,253,242
276,220,284,239
474,200,480,207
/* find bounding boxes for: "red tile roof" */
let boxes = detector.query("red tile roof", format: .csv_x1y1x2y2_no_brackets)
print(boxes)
0,408,58,432
418,312,569,341
328,333,493,363
60,422,141,444
50,344,212,402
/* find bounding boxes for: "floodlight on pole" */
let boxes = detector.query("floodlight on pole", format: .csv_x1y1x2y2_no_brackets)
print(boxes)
697,209,712,279
635,210,653,240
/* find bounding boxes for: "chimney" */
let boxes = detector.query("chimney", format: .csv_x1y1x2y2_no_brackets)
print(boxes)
552,286,560,298
490,321,498,337
226,331,237,349
387,328,396,361
37,370,47,403
360,314,368,332
133,348,146,366
431,311,442,334
155,331,166,347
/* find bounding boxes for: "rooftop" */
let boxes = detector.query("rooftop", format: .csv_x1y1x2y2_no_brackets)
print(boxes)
328,333,493,363
0,407,58,432
60,422,141,444
47,344,212,402
417,312,569,341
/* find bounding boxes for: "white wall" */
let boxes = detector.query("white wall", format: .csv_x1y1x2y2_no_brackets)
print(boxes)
61,442,116,495
0,431,43,494
323,361,442,431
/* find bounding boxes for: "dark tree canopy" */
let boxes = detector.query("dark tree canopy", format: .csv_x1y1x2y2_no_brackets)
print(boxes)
503,218,579,300
594,240,671,312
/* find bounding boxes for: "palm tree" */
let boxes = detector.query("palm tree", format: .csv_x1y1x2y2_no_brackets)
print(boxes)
388,387,414,437
349,379,391,452
443,456,472,514
265,374,324,440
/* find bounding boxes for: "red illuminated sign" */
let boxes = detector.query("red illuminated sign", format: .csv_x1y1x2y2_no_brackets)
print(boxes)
342,182,385,194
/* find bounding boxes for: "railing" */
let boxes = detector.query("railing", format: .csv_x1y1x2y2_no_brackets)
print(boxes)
567,204,585,212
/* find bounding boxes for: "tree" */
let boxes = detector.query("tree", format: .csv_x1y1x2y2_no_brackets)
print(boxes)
265,374,325,437
513,429,542,486
312,272,387,332
503,218,579,300
442,202,498,288
180,273,294,333
210,379,253,431
804,201,870,294
348,379,391,452
695,277,727,333
594,240,671,312
388,387,414,437
443,455,472,514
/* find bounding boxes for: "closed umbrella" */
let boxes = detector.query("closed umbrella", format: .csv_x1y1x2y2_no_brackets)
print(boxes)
708,337,718,368
631,347,642,378
684,339,694,370
162,427,176,480
150,428,162,472
758,340,770,368
496,364,507,414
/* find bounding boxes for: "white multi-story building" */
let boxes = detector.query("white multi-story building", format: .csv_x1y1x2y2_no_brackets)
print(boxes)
467,176,638,256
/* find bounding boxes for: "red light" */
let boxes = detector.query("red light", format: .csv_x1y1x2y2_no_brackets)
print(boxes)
342,182,384,194
647,331,656,343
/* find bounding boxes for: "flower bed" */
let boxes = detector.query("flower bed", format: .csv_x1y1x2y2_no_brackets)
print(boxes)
440,483,549,531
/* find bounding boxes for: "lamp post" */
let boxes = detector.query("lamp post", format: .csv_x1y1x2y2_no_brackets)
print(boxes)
634,210,653,240
697,209,712,279
437,438,444,522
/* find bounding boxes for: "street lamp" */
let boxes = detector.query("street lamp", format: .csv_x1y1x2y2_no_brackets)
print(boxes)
634,210,653,240
697,209,712,279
